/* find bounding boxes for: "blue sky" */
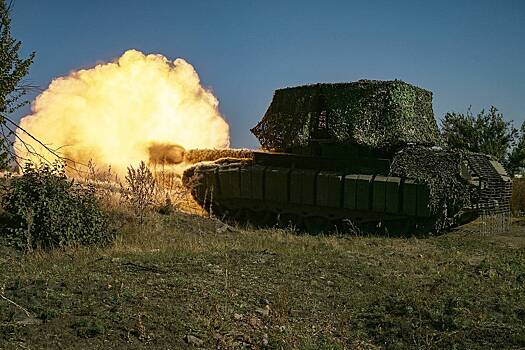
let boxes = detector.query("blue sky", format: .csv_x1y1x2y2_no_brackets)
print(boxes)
10,0,525,148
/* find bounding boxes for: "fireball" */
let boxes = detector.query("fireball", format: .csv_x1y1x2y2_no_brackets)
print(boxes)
15,49,230,175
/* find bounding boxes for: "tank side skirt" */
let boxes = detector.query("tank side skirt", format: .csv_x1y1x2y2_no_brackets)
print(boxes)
204,164,434,226
214,198,411,223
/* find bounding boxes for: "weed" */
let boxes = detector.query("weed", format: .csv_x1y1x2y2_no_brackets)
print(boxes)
72,318,105,338
121,161,156,224
2,214,524,348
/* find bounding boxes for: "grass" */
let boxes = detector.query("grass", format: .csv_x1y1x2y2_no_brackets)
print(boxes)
1,212,525,349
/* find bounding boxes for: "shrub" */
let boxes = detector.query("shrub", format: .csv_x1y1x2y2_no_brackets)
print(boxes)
121,161,157,223
0,162,111,251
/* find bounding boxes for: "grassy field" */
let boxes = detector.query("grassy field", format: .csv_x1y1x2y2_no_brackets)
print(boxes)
1,212,525,349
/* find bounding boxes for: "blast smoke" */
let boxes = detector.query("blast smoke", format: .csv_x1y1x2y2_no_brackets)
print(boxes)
15,49,230,175
147,142,185,166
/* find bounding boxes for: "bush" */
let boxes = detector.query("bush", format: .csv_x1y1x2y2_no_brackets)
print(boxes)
0,162,111,251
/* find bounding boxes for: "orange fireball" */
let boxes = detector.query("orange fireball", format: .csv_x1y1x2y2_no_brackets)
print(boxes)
15,50,230,175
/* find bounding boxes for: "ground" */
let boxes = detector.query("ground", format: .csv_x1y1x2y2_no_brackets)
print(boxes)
1,214,524,349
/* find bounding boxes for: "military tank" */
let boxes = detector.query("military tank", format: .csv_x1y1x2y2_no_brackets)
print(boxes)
183,80,512,234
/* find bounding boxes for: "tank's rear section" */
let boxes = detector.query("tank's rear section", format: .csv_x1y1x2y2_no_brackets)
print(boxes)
184,80,512,234
466,154,512,216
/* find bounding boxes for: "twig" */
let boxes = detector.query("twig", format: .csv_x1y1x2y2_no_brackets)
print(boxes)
0,125,22,170
0,293,31,317
3,116,89,176
4,116,69,162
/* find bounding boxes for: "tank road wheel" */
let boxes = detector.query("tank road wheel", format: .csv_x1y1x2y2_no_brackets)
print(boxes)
304,216,330,234
247,209,275,227
277,213,303,231
369,219,413,236
221,207,246,225
233,208,247,223
382,218,436,236
208,203,226,220
412,218,437,235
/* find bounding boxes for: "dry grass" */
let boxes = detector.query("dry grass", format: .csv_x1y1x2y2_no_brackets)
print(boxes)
1,166,525,349
77,161,204,218
1,207,525,349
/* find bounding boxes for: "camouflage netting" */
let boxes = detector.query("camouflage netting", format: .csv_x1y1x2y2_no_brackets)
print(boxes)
390,146,472,230
182,157,252,190
184,149,254,164
251,80,441,152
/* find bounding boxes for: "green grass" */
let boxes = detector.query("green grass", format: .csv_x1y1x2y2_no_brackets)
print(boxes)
1,213,525,349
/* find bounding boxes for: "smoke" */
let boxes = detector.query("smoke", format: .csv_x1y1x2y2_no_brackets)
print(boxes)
147,142,185,165
15,49,230,175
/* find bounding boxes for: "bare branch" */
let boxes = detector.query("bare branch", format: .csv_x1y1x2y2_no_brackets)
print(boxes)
14,83,40,93
6,0,15,13
0,293,31,318
0,125,22,169
4,115,76,163
2,117,90,177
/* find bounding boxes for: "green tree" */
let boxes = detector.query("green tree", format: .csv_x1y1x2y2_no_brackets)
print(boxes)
0,0,35,169
506,122,525,175
440,106,520,172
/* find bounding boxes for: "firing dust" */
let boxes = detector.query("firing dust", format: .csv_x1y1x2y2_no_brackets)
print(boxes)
15,49,230,175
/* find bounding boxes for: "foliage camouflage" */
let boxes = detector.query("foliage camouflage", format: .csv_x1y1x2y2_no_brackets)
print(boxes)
0,162,111,251
0,0,35,168
251,80,440,152
390,146,472,230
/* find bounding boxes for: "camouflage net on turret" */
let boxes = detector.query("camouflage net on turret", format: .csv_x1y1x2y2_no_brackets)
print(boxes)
252,80,441,152
390,146,472,230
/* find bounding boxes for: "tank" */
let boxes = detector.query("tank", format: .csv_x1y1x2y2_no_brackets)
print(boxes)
182,80,512,234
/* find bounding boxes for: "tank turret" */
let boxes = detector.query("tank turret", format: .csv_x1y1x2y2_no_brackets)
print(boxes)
252,80,440,153
183,80,512,234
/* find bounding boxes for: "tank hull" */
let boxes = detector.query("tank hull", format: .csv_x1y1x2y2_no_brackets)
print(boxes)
183,150,511,234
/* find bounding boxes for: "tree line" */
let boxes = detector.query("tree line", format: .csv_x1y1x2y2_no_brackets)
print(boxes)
441,107,525,175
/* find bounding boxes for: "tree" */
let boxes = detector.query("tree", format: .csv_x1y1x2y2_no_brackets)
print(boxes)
440,106,521,173
0,0,35,169
506,122,525,175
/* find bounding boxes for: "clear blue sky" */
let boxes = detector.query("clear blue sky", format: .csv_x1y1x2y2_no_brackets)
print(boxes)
10,0,525,148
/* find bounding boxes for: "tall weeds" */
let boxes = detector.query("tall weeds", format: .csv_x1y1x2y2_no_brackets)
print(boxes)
121,161,157,224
